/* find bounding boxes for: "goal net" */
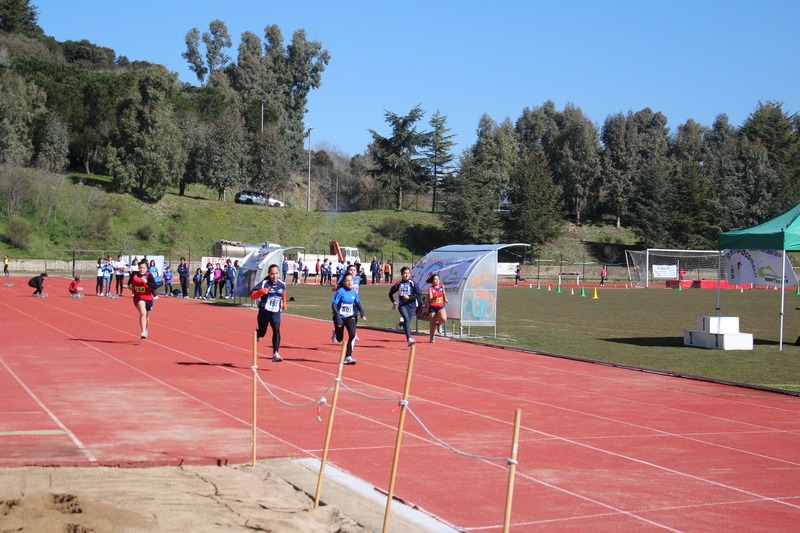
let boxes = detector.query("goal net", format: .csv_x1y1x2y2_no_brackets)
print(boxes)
625,249,725,287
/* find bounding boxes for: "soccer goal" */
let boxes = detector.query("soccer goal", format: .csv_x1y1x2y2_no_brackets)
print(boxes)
625,249,726,288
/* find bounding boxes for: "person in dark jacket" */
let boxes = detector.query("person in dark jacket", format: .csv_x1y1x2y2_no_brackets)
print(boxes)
177,257,190,298
28,272,48,296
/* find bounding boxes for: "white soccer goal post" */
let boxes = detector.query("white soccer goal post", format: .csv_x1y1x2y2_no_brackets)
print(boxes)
625,249,726,288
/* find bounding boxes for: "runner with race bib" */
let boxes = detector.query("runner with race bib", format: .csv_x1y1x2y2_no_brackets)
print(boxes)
251,264,287,362
331,272,366,365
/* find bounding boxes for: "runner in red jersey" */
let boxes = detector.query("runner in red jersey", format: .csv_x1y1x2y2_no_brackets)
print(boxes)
128,259,158,339
427,273,449,343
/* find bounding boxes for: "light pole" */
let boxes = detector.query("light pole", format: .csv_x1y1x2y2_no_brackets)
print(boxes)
260,100,264,132
306,127,313,211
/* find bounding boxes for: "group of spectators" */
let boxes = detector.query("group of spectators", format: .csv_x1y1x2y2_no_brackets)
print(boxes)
192,259,239,299
281,256,394,287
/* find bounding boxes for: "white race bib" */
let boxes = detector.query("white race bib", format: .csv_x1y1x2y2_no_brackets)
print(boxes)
339,303,353,317
266,295,281,312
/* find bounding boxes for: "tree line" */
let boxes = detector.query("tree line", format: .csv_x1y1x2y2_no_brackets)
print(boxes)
0,1,329,203
366,100,800,253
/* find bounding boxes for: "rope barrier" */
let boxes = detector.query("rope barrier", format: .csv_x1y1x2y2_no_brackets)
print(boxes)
404,404,514,465
252,368,514,464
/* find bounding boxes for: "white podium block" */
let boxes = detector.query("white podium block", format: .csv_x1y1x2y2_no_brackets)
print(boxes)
697,316,740,334
684,330,753,350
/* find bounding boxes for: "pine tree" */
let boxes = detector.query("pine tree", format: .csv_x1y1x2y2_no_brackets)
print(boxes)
505,151,562,255
425,110,456,212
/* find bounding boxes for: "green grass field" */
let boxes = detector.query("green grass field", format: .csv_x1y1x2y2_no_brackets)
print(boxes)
280,282,800,392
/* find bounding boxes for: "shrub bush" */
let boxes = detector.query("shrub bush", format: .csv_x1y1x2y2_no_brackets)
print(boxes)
4,216,33,250
376,216,408,240
135,224,156,240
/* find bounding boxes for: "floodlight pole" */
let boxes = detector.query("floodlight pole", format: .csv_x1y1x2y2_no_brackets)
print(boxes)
307,127,313,211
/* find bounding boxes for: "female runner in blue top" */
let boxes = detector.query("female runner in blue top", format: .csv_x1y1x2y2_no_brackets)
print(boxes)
388,266,420,346
251,264,287,362
331,272,366,365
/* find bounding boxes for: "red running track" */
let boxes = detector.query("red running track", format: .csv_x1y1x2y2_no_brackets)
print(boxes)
2,281,800,532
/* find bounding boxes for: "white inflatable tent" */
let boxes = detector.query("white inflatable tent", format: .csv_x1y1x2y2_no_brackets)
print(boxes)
410,243,529,337
234,245,303,303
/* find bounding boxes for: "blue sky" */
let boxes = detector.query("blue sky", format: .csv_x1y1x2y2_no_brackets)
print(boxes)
36,0,798,158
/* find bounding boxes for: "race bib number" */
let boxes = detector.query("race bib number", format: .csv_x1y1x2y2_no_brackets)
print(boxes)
266,295,281,312
399,285,410,296
339,303,353,317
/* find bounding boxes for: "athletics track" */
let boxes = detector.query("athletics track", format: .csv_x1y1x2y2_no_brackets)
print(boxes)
1,280,799,532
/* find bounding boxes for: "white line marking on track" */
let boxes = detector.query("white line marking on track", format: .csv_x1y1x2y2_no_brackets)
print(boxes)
0,357,97,463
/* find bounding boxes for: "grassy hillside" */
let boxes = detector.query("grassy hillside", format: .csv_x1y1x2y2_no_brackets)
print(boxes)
0,169,638,263
0,171,444,262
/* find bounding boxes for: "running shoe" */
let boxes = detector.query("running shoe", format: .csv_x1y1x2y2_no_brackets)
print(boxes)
343,356,356,365
429,336,435,343
141,329,148,339
331,330,338,343
355,334,360,341
407,338,416,346
394,321,403,330
272,352,283,362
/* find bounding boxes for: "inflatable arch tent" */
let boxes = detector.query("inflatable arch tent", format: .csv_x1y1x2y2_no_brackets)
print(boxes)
234,244,304,303
410,243,529,337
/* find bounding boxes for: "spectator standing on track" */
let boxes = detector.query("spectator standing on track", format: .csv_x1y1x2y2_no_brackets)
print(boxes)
163,266,173,296
250,264,287,362
282,259,288,281
148,260,161,299
95,258,104,296
193,268,204,298
600,265,607,287
389,266,420,346
214,264,224,299
315,259,321,284
384,261,392,284
28,272,48,296
177,257,190,298
203,263,215,299
370,256,381,285
302,262,309,284
3,255,9,277
128,259,158,339
101,258,114,296
427,273,448,343
225,259,236,298
113,255,128,296
331,272,366,365
514,264,522,287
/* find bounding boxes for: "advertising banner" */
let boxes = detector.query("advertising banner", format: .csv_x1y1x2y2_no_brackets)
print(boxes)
723,249,798,287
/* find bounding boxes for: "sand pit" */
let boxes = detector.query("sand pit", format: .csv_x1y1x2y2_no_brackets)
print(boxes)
0,463,372,533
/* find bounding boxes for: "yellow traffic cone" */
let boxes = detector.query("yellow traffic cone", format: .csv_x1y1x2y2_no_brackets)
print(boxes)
592,288,599,299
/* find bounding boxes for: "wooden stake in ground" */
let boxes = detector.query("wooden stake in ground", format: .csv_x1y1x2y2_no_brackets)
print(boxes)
314,339,348,507
503,409,521,533
382,343,416,533
252,330,258,467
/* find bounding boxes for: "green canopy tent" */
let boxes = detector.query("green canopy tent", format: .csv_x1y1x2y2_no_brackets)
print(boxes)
719,203,800,350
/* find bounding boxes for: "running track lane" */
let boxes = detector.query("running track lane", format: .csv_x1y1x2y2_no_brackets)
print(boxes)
1,283,799,532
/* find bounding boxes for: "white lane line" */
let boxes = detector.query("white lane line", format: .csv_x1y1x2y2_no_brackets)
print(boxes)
0,357,97,463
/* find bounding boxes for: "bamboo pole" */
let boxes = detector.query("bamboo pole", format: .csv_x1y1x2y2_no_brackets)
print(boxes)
314,338,348,507
502,409,522,533
252,330,258,467
381,343,417,533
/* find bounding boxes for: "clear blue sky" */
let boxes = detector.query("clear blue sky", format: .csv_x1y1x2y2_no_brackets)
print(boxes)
36,0,799,158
